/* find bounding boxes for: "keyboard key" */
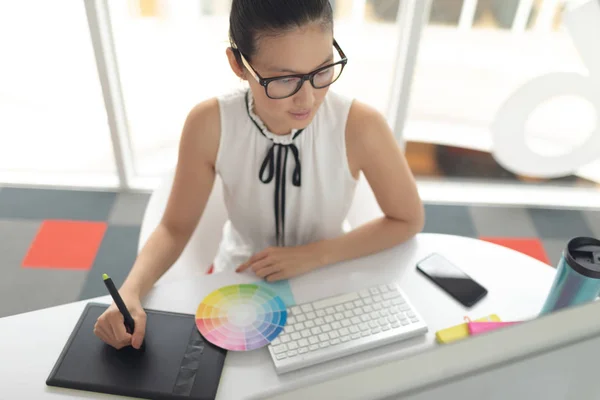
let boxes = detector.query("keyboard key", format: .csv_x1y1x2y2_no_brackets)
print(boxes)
309,344,319,351
285,326,295,333
359,323,369,331
379,285,389,293
392,298,404,305
353,309,363,316
276,353,287,360
326,307,336,315
305,321,315,328
319,342,329,348
363,305,373,313
387,316,397,323
299,347,309,354
388,284,398,291
351,317,361,324
363,298,374,305
301,304,314,313
402,320,410,326
316,310,326,317
334,313,344,321
383,292,400,300
360,315,370,322
291,333,301,340
294,322,305,331
331,321,342,330
311,327,322,335
297,315,307,322
309,337,319,345
407,311,416,318
339,327,350,336
400,305,410,312
344,310,354,318
344,302,354,310
392,321,400,328
380,310,389,317
298,339,309,347
322,324,332,333
287,316,296,325
382,325,391,331
361,331,371,337
325,316,335,323
315,318,325,326
370,311,380,319
280,335,291,343
374,295,383,302
353,300,365,307
306,312,316,319
313,292,359,310
271,337,281,346
341,319,351,327
301,329,311,338
351,333,361,340
371,328,381,334
349,326,359,333
341,336,350,343
288,350,298,357
273,344,287,354
328,331,339,339
319,334,329,342
369,321,378,329
359,289,370,298
288,342,298,350
290,306,302,315
330,338,340,345
382,300,391,307
411,317,419,323
370,288,380,295
335,305,345,312
390,307,400,314
378,318,388,326
373,303,382,311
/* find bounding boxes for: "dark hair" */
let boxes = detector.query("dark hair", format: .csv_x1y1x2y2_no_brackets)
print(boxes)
229,0,334,65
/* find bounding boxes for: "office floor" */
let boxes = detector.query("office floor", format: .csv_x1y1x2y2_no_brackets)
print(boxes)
0,186,599,318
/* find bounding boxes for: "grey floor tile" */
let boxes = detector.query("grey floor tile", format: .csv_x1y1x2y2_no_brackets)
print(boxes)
0,269,87,317
583,210,600,239
542,238,568,268
0,219,41,269
108,192,151,226
0,187,117,221
469,206,538,237
78,226,141,300
528,208,594,239
423,204,477,238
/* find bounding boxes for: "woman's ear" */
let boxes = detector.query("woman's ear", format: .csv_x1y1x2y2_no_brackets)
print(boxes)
226,47,245,80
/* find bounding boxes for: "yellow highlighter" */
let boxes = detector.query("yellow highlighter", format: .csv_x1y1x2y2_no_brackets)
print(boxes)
435,314,502,344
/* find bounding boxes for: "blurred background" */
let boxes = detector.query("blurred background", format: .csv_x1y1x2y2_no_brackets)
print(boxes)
0,0,598,202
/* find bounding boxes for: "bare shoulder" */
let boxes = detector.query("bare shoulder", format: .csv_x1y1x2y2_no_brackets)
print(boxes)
345,99,397,173
179,97,221,167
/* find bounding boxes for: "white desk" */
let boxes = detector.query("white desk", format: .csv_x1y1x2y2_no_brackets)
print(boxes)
0,233,557,400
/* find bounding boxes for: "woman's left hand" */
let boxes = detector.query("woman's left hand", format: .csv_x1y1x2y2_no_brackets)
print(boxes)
235,245,323,282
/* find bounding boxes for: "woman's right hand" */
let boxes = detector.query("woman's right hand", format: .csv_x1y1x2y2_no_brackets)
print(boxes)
93,291,147,350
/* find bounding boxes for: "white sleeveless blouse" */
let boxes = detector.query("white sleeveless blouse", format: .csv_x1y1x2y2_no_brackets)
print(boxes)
212,89,358,272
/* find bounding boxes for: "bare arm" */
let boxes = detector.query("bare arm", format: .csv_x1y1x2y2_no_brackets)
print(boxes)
313,100,425,266
120,99,221,299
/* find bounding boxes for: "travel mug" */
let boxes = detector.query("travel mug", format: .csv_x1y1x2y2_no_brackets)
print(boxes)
539,237,600,315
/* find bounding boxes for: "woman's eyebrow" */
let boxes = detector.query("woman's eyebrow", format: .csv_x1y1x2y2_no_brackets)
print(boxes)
270,54,334,74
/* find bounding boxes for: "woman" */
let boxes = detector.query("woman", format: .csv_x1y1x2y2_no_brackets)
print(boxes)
94,0,424,350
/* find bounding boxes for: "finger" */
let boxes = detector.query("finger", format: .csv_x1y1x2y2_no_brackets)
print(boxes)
251,258,275,273
131,313,147,349
237,250,269,272
255,265,280,279
109,314,132,346
265,272,286,282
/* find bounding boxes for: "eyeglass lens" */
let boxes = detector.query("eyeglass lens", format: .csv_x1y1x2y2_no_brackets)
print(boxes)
267,63,344,99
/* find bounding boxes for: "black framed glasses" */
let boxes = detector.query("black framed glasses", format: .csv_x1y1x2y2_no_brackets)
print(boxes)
235,40,348,99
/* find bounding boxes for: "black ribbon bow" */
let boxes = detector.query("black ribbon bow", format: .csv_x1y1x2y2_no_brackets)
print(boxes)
245,92,304,246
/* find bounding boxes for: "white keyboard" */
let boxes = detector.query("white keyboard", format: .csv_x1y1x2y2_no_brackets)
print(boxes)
267,282,428,374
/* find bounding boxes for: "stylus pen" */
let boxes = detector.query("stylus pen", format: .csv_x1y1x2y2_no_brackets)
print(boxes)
102,273,135,334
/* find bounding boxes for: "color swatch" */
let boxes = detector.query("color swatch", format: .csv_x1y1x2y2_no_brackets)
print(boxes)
195,284,287,351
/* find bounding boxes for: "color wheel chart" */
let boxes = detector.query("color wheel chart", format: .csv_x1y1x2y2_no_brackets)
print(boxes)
195,284,287,351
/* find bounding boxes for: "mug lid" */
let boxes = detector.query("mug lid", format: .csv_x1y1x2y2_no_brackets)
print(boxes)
565,237,600,278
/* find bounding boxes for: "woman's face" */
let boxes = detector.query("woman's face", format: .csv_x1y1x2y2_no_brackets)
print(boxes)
233,23,335,135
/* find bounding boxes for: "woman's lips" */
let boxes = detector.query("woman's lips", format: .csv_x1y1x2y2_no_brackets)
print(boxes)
289,110,311,120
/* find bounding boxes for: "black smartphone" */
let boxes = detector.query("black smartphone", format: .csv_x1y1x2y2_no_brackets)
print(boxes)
416,253,487,307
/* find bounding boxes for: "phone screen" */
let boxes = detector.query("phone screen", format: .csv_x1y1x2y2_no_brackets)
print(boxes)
417,253,487,307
